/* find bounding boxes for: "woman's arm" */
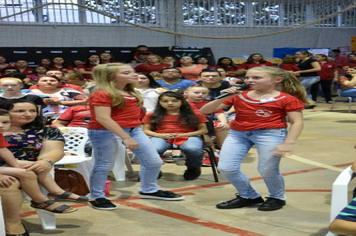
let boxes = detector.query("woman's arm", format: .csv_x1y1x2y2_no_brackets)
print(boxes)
51,119,70,128
341,74,356,88
272,111,304,157
0,148,21,168
142,124,174,139
77,68,93,75
24,140,65,173
94,106,139,149
295,61,321,75
175,123,208,137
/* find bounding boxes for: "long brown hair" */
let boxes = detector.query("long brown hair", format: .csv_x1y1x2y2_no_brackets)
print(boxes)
92,63,143,108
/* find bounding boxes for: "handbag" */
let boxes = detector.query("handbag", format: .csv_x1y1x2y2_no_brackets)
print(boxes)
54,168,90,196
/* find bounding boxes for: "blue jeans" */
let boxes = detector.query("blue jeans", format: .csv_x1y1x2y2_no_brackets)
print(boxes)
340,89,356,98
299,76,320,99
88,128,163,199
150,136,203,168
218,128,287,200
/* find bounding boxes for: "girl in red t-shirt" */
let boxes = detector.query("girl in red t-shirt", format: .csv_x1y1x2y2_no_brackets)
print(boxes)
200,66,305,212
142,91,208,180
87,63,184,210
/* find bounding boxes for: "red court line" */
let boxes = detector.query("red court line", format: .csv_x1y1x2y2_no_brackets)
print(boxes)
20,162,352,233
117,201,266,236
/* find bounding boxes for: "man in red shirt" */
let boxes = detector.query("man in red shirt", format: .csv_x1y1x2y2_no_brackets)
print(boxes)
28,70,84,93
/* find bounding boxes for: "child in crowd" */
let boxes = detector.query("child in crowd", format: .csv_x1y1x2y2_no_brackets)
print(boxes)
142,91,208,180
184,85,229,165
200,66,306,211
0,109,76,213
87,63,184,210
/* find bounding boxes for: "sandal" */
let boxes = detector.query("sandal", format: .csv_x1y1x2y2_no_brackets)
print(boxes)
30,200,77,214
47,191,89,202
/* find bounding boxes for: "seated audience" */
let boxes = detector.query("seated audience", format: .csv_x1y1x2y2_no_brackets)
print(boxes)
342,53,356,71
0,56,13,70
177,56,205,81
134,54,171,73
142,91,208,180
15,60,33,76
0,77,45,109
239,53,275,74
337,67,356,97
216,57,243,78
156,67,196,92
28,66,48,83
77,54,100,81
135,73,167,113
0,100,88,235
48,57,74,73
24,75,88,116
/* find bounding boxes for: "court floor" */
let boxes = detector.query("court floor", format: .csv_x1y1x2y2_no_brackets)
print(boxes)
22,101,356,236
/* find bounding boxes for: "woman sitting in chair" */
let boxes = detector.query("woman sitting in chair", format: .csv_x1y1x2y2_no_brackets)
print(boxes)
0,99,88,236
338,67,356,97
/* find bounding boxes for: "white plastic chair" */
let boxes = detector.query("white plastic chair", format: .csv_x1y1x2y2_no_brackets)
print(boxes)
55,127,93,184
326,165,356,236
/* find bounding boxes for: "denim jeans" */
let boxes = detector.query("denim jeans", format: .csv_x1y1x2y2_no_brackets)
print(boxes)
218,128,287,200
150,136,203,168
340,89,356,98
299,76,320,99
88,128,163,199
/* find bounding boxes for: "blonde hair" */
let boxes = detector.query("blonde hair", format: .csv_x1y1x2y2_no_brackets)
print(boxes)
0,77,23,85
92,63,143,108
248,66,309,105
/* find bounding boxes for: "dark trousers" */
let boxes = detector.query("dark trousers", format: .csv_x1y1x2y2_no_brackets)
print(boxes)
311,80,332,102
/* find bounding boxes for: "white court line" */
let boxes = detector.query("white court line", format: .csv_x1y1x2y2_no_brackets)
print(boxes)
285,154,344,172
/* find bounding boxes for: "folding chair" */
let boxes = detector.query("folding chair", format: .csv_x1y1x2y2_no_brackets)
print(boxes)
330,83,355,113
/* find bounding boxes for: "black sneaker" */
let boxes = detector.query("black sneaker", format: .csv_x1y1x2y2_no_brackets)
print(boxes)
183,167,201,180
88,198,118,210
139,190,185,201
216,194,264,209
257,197,285,211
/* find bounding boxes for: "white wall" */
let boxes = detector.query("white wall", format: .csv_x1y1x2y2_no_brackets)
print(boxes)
1,24,354,60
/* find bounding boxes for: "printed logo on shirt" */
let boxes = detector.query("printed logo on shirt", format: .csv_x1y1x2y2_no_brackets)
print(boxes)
255,109,273,117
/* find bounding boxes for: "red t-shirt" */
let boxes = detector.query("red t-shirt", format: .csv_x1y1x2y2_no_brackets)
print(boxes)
88,90,142,129
133,51,153,58
57,105,91,127
188,100,224,115
17,68,34,75
142,112,208,133
223,90,304,131
0,134,9,149
29,83,84,94
77,64,96,80
134,63,171,73
343,61,356,68
239,62,275,70
318,61,337,80
279,63,300,72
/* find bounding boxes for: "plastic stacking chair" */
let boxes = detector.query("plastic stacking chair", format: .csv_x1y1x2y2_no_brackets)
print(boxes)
326,166,356,236
55,127,92,185
330,83,355,113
